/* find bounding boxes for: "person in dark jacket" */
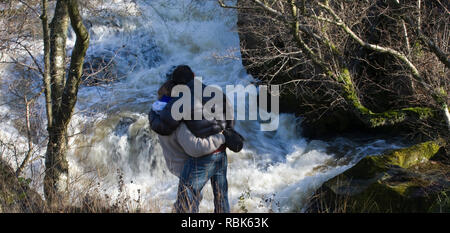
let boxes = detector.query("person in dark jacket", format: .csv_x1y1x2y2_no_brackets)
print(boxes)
149,65,240,148
149,65,243,213
151,79,226,179
149,70,234,137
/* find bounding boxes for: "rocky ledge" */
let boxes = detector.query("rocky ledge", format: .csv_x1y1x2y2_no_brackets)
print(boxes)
307,140,449,213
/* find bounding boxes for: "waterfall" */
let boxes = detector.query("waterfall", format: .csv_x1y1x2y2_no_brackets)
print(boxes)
0,0,401,212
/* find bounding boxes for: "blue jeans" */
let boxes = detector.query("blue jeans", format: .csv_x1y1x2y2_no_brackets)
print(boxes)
174,151,230,213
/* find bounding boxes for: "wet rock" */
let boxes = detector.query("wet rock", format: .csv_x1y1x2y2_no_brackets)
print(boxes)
113,117,137,136
306,140,450,213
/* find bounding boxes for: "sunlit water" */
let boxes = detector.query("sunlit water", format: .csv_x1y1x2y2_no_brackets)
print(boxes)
0,0,403,212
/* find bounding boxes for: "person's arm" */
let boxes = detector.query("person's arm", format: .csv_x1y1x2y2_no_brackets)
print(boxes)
148,97,182,135
148,109,179,136
176,123,225,157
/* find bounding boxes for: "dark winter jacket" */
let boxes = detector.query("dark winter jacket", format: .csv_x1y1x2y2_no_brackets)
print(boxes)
149,79,235,138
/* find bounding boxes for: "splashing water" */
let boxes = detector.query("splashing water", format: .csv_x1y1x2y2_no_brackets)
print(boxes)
0,0,403,212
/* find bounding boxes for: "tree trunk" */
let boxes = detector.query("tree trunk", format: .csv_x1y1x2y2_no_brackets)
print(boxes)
44,0,69,206
44,126,69,206
49,0,69,114
41,0,52,130
43,0,89,207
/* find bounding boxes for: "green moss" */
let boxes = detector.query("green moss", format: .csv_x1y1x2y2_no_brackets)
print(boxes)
314,140,446,212
390,140,443,168
338,68,372,115
413,41,424,58
387,182,410,195
366,107,434,127
337,68,435,128
368,111,406,127
349,140,443,174
402,107,434,119
433,87,448,105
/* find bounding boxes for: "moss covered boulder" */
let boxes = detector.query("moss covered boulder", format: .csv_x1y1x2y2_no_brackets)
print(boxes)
307,140,450,213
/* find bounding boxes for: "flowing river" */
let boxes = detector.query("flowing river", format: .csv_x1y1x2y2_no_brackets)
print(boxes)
0,0,403,212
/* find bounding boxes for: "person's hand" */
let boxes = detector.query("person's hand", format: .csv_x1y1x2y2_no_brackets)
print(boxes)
222,128,244,153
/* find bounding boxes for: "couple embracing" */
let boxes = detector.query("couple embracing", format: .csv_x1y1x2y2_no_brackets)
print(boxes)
148,65,244,213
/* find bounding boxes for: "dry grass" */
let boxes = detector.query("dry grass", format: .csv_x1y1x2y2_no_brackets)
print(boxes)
0,160,165,213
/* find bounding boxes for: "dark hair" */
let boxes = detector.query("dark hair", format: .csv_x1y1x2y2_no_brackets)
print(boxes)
158,79,175,99
171,65,194,85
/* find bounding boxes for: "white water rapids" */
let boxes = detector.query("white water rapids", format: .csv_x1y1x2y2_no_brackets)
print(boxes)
0,0,404,212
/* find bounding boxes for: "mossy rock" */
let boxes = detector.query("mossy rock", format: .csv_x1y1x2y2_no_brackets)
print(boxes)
345,140,444,179
307,140,450,213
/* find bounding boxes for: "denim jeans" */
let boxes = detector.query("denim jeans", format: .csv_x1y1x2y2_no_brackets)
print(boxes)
174,151,229,213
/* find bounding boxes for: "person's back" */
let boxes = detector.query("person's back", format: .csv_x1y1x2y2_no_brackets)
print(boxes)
149,66,235,139
149,65,243,213
151,82,229,212
151,79,225,177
